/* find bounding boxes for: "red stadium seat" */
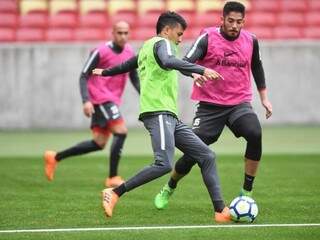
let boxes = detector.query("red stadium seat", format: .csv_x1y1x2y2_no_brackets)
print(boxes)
303,27,320,39
280,0,308,12
74,28,106,41
194,11,220,28
246,12,277,28
110,11,137,27
0,0,18,13
46,28,74,41
278,13,305,27
176,10,196,28
136,12,159,28
250,0,279,13
48,12,78,28
16,28,45,41
19,12,48,28
273,27,302,39
0,28,15,41
0,13,17,28
309,0,320,11
306,12,320,27
79,12,109,28
132,27,155,40
183,27,204,40
246,27,274,40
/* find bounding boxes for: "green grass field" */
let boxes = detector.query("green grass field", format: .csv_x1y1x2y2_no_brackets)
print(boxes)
0,126,320,239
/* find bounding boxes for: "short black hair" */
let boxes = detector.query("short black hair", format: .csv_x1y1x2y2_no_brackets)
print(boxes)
156,11,187,34
223,1,245,17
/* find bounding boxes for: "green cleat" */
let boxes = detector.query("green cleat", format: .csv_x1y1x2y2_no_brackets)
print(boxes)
239,188,253,197
154,184,174,210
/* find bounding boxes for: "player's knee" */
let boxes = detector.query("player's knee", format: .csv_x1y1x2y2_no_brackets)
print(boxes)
93,139,106,149
195,132,216,145
154,159,172,174
175,156,195,175
245,125,262,143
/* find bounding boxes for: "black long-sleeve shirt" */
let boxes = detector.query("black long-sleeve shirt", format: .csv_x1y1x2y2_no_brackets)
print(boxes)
79,42,140,103
183,29,266,90
101,39,206,77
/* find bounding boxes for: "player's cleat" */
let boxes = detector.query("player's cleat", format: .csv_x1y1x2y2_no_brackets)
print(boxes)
154,184,174,210
239,188,253,197
214,207,232,223
44,150,58,181
102,188,119,217
105,176,125,188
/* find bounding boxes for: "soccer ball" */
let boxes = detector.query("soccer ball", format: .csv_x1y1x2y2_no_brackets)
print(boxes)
229,196,258,223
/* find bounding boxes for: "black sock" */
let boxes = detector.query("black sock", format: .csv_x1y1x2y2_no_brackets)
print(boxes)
56,140,102,161
243,173,255,191
113,183,126,197
168,177,177,189
109,134,126,177
213,200,225,213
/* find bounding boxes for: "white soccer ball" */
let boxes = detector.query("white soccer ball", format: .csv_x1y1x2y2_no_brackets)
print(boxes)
229,196,258,223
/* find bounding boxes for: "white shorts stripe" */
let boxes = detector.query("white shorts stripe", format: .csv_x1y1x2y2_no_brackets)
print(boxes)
159,115,165,150
99,105,109,120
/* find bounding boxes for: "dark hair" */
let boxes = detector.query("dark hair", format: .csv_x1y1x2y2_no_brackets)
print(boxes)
223,1,245,17
156,11,187,34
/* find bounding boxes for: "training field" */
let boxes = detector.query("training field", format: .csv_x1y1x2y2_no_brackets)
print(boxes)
0,126,320,239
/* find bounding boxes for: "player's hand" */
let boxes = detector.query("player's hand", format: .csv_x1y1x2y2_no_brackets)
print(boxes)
203,68,224,81
192,73,208,87
92,68,103,75
262,99,273,119
83,101,95,118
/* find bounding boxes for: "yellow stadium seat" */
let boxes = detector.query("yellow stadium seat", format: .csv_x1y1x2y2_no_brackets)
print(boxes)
137,0,165,15
166,0,195,12
20,0,48,15
108,0,136,15
79,0,107,15
197,0,223,13
50,0,77,15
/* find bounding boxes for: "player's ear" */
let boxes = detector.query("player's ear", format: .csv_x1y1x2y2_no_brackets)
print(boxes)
220,16,224,25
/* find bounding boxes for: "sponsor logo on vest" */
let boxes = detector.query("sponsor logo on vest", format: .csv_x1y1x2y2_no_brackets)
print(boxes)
213,54,248,68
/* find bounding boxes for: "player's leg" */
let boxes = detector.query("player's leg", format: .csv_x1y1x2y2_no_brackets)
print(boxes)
229,112,262,196
102,114,176,217
174,122,230,222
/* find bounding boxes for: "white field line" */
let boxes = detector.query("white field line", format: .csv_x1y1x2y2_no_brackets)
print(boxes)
0,223,320,234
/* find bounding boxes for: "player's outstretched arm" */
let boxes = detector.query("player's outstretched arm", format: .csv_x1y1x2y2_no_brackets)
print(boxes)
92,55,138,76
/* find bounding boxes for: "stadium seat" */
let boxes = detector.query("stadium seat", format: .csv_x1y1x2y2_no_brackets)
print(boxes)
309,0,320,11
246,27,274,40
194,11,221,27
79,12,109,28
49,12,78,28
196,0,224,13
110,11,137,27
246,12,277,28
0,28,15,42
108,0,136,16
306,12,320,27
16,28,45,41
79,0,107,15
177,11,196,28
278,13,305,27
166,0,195,13
303,27,320,39
137,0,165,15
183,27,204,40
74,28,106,41
46,28,74,41
280,0,308,12
0,0,18,13
136,12,159,28
0,13,17,28
50,0,78,15
250,0,279,13
20,0,48,15
273,27,302,39
132,27,155,40
19,12,48,28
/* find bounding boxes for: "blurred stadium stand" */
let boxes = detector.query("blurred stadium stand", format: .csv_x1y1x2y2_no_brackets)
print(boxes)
0,0,319,42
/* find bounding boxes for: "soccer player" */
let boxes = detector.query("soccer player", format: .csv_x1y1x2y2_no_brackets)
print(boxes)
92,11,231,222
154,1,273,209
44,21,140,188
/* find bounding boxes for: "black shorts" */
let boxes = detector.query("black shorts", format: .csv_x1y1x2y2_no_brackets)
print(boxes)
191,102,257,143
91,101,123,129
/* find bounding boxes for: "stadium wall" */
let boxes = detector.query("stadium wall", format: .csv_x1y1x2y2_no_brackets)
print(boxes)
0,41,320,129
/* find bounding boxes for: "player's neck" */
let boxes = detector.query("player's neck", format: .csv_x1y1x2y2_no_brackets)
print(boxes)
110,41,124,53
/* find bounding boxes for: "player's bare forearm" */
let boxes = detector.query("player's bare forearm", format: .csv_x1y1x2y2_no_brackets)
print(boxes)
259,88,273,119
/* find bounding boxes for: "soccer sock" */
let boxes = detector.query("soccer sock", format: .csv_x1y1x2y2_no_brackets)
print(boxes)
113,183,126,197
56,140,102,161
213,200,225,213
109,134,126,177
243,173,255,191
168,177,177,189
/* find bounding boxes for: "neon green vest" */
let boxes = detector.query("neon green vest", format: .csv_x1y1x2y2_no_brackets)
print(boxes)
138,37,178,115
